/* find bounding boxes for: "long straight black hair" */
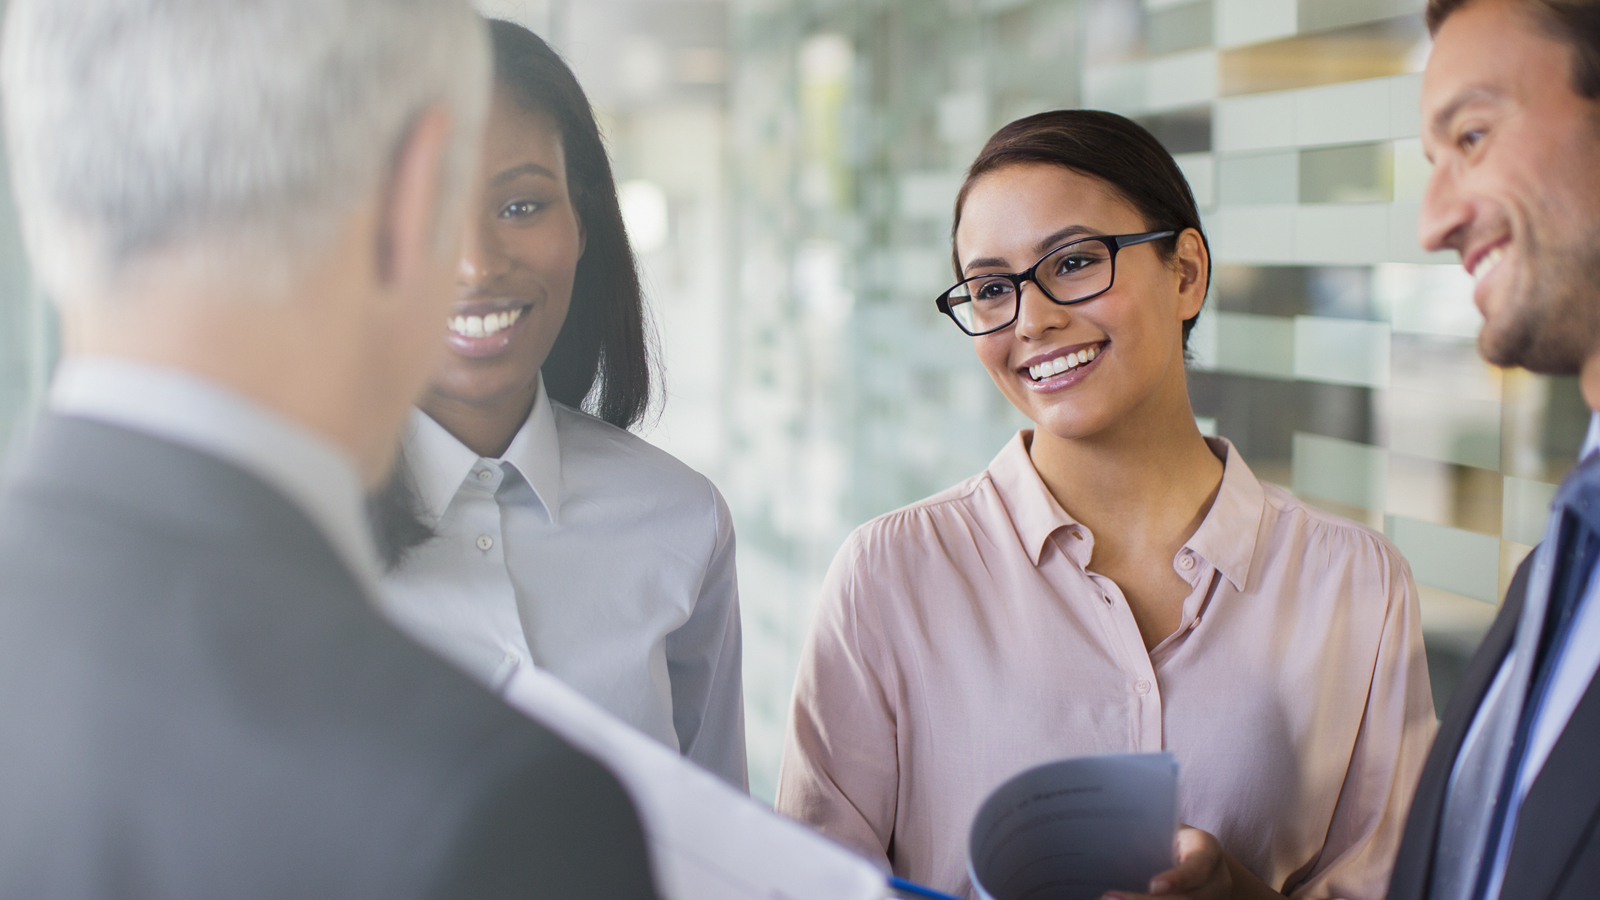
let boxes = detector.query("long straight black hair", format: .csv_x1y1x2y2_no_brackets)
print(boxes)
492,18,655,428
369,19,656,568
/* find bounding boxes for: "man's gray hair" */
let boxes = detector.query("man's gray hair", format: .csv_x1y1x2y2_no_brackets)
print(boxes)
1,0,491,299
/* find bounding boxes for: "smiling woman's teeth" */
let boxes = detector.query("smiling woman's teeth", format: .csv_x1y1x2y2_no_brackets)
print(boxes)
1028,345,1099,381
449,307,524,338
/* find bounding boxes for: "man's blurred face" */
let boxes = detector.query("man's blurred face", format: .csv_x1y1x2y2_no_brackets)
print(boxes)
1419,0,1600,374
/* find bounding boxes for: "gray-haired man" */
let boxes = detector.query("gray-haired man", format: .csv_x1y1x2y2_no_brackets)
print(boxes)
0,2,656,898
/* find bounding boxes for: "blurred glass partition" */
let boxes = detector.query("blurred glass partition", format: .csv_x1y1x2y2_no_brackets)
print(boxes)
0,140,45,461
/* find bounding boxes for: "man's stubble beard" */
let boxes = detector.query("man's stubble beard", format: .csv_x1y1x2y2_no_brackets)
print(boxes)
1480,226,1600,375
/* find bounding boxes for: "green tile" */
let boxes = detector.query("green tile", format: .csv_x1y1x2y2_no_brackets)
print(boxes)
1502,476,1558,547
1386,514,1501,603
1293,431,1387,510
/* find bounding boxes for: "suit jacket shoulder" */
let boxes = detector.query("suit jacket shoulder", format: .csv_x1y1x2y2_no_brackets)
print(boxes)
0,416,656,900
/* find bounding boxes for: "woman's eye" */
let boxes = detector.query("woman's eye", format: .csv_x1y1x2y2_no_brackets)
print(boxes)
500,200,543,219
974,280,1013,301
1057,255,1095,274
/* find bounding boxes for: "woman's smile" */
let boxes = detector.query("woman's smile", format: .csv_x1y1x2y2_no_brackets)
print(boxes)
444,301,535,359
1018,340,1108,392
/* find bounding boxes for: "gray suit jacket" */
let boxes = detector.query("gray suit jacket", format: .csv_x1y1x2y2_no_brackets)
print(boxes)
0,415,658,900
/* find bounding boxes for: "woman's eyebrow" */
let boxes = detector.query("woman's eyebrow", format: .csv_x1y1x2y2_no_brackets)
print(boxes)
962,225,1100,274
491,162,559,187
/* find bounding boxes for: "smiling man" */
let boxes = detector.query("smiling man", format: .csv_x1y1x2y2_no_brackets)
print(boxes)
1390,2,1600,900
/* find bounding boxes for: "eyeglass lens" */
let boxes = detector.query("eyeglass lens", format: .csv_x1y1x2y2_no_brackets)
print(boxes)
944,239,1114,334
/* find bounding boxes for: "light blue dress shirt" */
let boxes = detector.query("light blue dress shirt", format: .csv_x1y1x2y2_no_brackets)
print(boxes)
1468,413,1600,899
374,377,748,789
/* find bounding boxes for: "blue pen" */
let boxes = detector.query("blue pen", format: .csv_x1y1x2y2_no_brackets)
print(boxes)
887,875,968,900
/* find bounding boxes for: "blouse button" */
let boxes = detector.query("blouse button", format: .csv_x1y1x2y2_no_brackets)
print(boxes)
476,535,495,551
1179,554,1195,570
1135,679,1151,695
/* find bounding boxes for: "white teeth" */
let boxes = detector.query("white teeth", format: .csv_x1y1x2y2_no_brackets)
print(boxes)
448,306,525,338
1472,246,1506,284
1026,345,1103,381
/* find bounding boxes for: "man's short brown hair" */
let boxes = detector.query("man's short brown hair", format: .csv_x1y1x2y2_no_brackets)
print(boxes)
1427,0,1600,97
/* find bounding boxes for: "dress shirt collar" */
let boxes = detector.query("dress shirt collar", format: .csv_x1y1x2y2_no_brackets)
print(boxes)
987,431,1263,591
47,356,382,591
407,375,564,524
1582,411,1600,460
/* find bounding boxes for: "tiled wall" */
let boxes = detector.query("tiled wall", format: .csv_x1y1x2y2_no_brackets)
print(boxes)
722,0,1589,799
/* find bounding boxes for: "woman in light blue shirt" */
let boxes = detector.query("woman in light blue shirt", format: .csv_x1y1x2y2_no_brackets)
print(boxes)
369,19,746,789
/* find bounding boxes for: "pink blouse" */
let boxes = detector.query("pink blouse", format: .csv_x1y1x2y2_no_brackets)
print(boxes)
776,433,1436,899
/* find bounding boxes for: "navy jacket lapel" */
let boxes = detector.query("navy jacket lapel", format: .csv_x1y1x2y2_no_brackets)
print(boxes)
1389,554,1535,900
1502,670,1600,900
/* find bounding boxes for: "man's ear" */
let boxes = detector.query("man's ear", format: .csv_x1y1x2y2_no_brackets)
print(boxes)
375,105,457,287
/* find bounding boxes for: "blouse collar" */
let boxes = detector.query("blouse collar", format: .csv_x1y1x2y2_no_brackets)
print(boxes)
987,430,1264,592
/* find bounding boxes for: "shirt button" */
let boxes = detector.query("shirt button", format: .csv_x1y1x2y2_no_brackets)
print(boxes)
475,535,494,551
1179,555,1195,570
475,469,493,483
1135,679,1151,695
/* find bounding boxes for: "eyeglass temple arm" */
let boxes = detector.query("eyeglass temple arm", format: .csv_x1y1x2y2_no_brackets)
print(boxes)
1110,229,1179,249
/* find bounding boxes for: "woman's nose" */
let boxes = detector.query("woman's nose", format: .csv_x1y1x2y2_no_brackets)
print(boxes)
1013,280,1068,339
457,214,509,287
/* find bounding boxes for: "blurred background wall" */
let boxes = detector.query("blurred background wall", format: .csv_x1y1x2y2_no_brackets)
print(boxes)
1,0,1589,804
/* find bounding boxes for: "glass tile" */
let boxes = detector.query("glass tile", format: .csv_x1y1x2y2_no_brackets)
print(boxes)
1501,371,1589,484
1293,315,1390,388
1214,311,1296,379
1294,204,1391,265
1216,0,1297,48
1217,150,1298,206
1392,138,1431,202
1298,0,1428,34
1385,453,1501,537
1174,152,1216,208
1133,106,1214,154
1148,0,1214,55
1293,431,1387,510
1219,16,1427,96
1299,142,1393,204
1386,514,1502,603
1502,476,1559,546
1378,388,1501,470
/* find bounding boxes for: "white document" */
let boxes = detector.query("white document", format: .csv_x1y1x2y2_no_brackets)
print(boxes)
967,753,1177,900
500,666,890,900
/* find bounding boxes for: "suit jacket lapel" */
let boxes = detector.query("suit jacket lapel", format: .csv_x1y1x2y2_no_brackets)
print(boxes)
1390,554,1535,900
1501,617,1600,900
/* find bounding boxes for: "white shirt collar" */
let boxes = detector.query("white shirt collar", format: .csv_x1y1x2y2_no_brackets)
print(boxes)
47,356,383,592
406,375,564,524
1584,411,1600,460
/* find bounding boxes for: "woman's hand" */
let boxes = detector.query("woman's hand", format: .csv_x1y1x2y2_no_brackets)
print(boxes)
1103,826,1283,900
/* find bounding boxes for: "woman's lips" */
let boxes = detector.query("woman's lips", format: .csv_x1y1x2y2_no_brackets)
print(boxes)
1019,342,1107,392
444,305,531,359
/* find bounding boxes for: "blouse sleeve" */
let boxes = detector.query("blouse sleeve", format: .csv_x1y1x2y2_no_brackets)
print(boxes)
1290,543,1437,900
664,481,748,790
775,533,899,870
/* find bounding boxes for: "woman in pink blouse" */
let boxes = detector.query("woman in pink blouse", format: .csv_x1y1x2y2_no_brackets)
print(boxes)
775,110,1437,900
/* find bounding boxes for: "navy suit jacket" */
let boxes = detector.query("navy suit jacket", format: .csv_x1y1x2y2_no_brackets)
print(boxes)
1391,552,1600,900
0,415,658,900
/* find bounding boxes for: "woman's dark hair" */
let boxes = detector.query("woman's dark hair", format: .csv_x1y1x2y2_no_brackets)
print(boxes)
952,109,1211,347
1427,0,1600,98
369,19,655,569
491,18,655,428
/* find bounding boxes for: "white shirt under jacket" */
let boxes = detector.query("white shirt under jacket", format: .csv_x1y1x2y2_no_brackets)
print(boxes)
374,378,748,788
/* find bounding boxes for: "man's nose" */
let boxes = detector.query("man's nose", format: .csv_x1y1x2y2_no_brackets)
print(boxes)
1417,162,1471,256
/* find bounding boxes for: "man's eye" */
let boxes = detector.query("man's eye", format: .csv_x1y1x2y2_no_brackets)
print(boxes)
1458,128,1485,151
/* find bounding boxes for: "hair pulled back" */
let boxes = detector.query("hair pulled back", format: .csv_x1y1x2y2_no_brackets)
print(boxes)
952,109,1210,345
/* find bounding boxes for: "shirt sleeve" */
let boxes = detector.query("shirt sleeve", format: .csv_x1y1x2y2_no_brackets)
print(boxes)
664,480,748,790
775,533,899,870
1289,543,1437,900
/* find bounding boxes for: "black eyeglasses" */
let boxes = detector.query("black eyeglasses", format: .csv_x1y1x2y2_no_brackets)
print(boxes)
935,230,1177,336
